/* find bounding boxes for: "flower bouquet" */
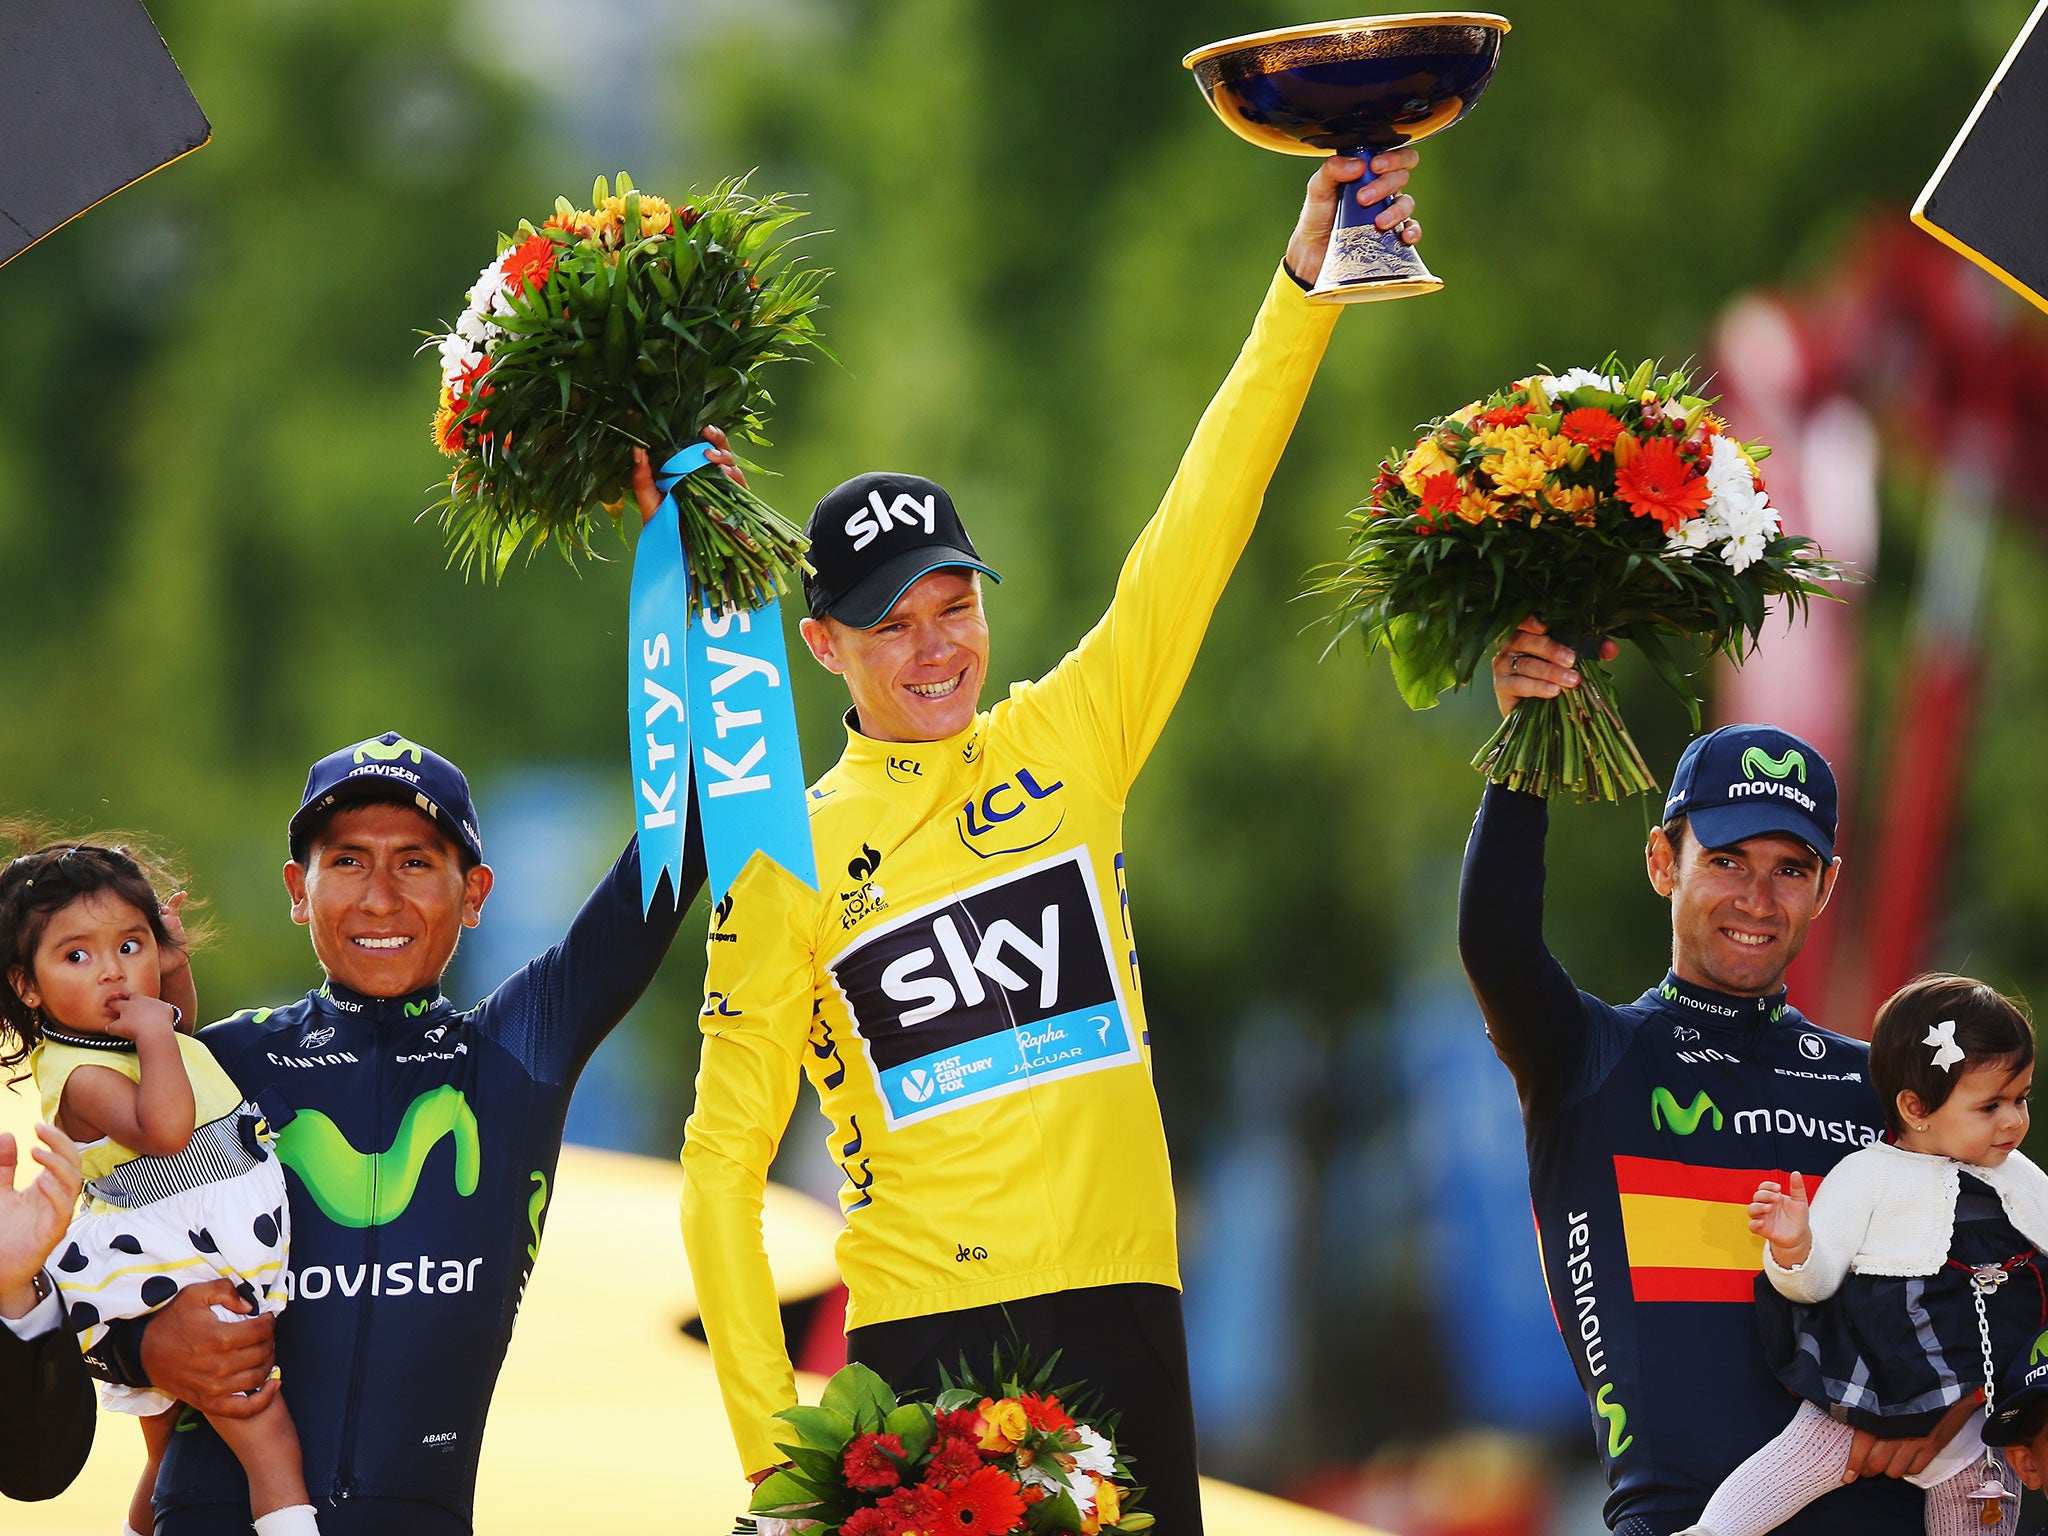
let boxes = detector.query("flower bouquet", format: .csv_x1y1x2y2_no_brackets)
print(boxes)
1313,359,1843,801
428,172,828,607
739,1351,1151,1536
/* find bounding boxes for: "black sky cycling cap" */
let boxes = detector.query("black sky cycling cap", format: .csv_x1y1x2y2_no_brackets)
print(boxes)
803,471,1000,629
288,730,484,867
1662,723,1837,862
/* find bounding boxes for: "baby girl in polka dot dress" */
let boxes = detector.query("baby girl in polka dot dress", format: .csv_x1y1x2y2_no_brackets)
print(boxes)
1,832,318,1536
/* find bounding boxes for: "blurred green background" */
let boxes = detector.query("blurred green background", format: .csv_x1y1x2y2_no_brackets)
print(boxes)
6,0,2048,1522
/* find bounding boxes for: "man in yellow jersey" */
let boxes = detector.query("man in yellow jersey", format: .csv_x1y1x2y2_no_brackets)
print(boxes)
681,149,1424,1533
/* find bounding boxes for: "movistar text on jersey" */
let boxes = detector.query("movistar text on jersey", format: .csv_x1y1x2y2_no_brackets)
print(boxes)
283,1252,485,1300
1731,1107,1877,1143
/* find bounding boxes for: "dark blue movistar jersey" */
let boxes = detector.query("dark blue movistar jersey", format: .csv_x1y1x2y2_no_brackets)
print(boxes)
1459,785,1914,1536
137,835,697,1529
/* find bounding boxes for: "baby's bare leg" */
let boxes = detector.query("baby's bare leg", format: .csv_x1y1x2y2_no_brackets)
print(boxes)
128,1407,179,1533
205,1390,311,1519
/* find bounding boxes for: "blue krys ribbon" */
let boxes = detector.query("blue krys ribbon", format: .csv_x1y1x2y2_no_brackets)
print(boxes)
627,444,819,911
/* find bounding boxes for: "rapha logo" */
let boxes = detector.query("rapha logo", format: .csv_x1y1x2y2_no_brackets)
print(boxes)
300,1025,337,1051
844,490,937,552
841,844,889,930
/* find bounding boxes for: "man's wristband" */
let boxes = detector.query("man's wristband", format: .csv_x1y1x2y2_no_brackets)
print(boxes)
1282,260,1312,292
85,1312,154,1387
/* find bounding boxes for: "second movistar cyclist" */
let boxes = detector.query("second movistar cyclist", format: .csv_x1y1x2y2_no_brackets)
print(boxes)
1462,618,1973,1535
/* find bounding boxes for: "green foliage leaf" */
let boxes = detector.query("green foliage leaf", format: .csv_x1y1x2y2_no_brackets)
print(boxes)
819,1361,899,1431
774,1404,857,1451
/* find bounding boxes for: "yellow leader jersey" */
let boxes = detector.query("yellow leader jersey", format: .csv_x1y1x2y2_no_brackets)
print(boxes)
681,265,1339,1473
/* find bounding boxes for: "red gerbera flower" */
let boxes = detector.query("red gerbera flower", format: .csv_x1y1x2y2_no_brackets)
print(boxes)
1614,435,1709,531
943,1467,1029,1532
923,1435,984,1487
1480,401,1535,427
453,352,494,403
844,1432,907,1492
937,1409,985,1444
1420,471,1461,518
1018,1394,1073,1434
878,1482,951,1534
500,231,559,296
1559,407,1623,458
841,1510,891,1536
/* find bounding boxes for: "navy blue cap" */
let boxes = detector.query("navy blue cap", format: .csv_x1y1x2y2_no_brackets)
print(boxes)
288,731,483,867
1985,1342,2048,1445
1662,724,1837,862
803,471,1000,628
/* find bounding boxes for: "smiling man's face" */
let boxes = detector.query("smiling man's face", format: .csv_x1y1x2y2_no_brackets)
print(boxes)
284,800,492,999
1648,826,1838,998
800,569,989,744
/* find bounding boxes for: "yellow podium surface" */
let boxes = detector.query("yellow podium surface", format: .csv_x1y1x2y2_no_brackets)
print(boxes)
4,1071,1376,1534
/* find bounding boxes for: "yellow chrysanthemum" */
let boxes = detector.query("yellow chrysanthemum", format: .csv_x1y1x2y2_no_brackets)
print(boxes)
432,385,463,455
1400,436,1460,495
1458,486,1500,524
635,193,674,237
1545,482,1600,525
1488,444,1554,499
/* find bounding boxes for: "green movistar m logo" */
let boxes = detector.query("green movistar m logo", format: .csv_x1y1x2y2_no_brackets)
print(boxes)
2032,1329,2048,1368
276,1085,480,1228
1595,1383,1634,1457
1741,746,1806,784
353,735,425,765
1651,1087,1723,1135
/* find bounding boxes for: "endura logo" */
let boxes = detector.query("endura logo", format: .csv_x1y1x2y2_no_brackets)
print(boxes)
276,1085,481,1228
1651,1087,1722,1135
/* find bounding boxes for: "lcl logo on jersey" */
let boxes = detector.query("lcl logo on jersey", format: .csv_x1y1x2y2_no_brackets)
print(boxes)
828,849,1138,1128
844,490,938,551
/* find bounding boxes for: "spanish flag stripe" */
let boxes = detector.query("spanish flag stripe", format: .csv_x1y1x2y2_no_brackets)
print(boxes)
1630,1266,1759,1304
1614,1155,1830,1305
1618,1192,1769,1271
1612,1154,1824,1206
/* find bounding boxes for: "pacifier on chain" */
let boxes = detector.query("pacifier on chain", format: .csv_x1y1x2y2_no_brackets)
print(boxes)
1963,1473,2015,1526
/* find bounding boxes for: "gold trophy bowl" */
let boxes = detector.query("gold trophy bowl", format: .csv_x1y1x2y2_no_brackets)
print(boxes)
1184,13,1509,303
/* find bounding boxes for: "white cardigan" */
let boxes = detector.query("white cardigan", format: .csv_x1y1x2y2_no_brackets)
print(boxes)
1764,1142,2048,1303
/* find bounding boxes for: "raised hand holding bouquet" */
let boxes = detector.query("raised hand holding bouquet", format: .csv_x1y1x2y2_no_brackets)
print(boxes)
740,1355,1151,1536
1316,360,1844,801
429,171,824,600
427,172,827,905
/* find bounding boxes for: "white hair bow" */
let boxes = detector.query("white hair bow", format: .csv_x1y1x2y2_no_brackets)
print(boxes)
1924,1019,1965,1073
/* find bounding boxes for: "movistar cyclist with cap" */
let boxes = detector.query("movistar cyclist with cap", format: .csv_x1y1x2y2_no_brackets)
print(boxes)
1465,616,1977,1535
83,725,707,1534
681,150,1425,1533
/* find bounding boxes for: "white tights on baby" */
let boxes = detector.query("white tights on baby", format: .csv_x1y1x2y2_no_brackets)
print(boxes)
1680,1400,2017,1536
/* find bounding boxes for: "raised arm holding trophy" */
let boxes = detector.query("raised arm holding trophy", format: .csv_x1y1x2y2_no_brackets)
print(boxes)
681,20,1485,1536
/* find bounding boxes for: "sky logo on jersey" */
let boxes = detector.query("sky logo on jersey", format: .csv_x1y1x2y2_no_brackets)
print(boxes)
276,1085,481,1228
828,848,1138,1128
